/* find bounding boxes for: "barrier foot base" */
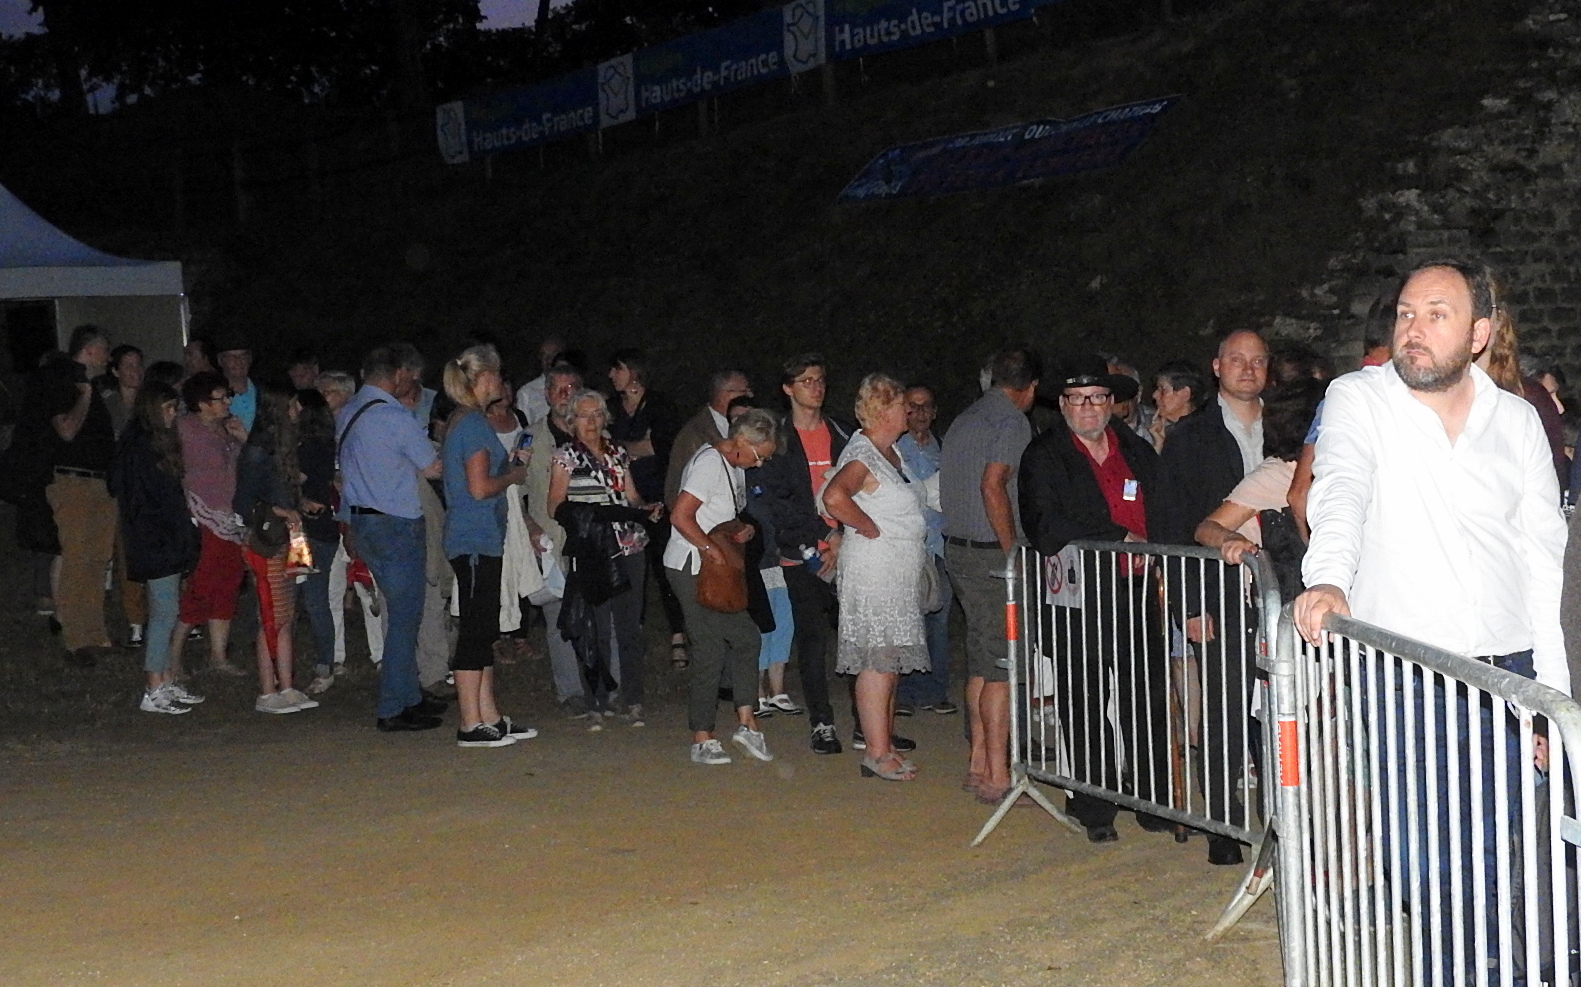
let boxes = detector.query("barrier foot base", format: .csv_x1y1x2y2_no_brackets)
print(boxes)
968,776,1082,847
1204,823,1277,940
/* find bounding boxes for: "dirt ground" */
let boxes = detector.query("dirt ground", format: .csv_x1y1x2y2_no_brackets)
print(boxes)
0,506,1283,987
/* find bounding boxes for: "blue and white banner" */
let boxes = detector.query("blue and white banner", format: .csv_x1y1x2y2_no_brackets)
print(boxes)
826,0,1052,59
436,68,599,165
838,96,1180,201
438,0,1066,163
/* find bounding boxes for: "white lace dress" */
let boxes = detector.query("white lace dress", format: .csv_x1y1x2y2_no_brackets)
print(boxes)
829,433,930,675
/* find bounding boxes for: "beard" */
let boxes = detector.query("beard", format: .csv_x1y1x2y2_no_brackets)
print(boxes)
1393,336,1473,393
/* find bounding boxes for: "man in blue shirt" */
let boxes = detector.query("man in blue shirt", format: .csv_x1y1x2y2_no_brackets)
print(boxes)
215,335,257,432
895,384,956,716
338,342,446,732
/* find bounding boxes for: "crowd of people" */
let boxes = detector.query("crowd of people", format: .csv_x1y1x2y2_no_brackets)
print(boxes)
8,259,1576,898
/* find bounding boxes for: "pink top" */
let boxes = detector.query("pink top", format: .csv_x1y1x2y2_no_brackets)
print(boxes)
178,413,241,518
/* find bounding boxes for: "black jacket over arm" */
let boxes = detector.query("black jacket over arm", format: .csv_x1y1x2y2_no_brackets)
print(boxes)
110,423,200,582
1152,399,1250,546
755,414,854,561
1019,420,1164,557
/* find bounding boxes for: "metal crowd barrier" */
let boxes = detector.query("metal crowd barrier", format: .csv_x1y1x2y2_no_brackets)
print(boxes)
1269,610,1581,987
972,541,1283,907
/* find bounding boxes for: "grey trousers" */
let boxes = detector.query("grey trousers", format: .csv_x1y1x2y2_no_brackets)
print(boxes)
541,598,586,704
416,573,454,689
671,566,761,734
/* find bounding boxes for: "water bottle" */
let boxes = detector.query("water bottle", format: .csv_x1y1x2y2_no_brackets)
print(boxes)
799,544,821,571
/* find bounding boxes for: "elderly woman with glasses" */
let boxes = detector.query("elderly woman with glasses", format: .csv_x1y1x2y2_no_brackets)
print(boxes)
547,388,664,728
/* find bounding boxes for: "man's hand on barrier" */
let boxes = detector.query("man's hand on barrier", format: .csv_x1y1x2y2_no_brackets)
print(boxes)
1219,533,1258,566
1185,615,1215,644
1294,583,1350,645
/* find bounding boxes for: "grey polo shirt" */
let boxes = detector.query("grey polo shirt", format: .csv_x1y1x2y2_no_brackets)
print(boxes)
938,388,1032,543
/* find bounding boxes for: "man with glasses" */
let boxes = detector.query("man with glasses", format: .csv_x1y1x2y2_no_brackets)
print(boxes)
1154,328,1268,865
939,346,1041,801
757,353,854,754
214,333,257,433
665,369,753,508
1019,356,1171,841
895,385,957,717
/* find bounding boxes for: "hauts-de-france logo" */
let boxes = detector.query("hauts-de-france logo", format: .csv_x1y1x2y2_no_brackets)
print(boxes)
783,0,826,72
598,54,636,128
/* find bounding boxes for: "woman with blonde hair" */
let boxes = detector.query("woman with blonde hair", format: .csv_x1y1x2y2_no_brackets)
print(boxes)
440,344,534,748
821,372,929,781
1475,273,1569,486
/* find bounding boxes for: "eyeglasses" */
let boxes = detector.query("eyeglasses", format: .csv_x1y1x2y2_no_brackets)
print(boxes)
791,375,826,388
904,402,934,412
751,447,766,468
1060,393,1113,406
207,393,232,403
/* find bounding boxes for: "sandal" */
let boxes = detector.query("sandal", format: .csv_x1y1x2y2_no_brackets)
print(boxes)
670,639,690,670
860,751,918,781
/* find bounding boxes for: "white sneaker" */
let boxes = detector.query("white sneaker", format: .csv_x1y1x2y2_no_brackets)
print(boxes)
255,692,299,714
166,680,206,705
587,711,604,732
306,675,334,695
690,738,731,765
281,688,319,710
731,725,774,762
765,694,804,715
140,686,190,715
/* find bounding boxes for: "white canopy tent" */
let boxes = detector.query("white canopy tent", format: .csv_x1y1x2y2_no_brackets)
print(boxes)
0,182,186,364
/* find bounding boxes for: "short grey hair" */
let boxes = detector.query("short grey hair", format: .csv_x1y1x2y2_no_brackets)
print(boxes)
315,370,355,397
565,388,609,426
728,408,778,448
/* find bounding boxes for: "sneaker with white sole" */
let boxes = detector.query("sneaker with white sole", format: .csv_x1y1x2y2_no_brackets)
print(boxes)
495,716,538,740
753,699,776,719
764,694,804,715
690,738,731,765
622,703,645,728
281,688,319,710
306,675,334,695
166,681,206,705
587,710,605,732
731,725,774,762
457,723,516,748
255,692,299,714
140,686,190,715
810,722,842,755
128,624,144,648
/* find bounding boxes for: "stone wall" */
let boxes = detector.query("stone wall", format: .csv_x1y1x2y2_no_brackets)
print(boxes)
1272,0,1581,378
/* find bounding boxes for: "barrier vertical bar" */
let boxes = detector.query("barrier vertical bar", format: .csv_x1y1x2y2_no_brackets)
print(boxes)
1270,609,1308,987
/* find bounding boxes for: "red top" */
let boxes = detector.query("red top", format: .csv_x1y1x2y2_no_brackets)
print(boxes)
1071,426,1147,541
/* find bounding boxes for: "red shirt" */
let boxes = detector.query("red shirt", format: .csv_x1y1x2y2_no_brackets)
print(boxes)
1071,427,1147,541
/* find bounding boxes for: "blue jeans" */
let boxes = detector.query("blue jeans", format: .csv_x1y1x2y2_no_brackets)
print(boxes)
142,574,180,675
1380,650,1537,984
898,554,953,706
350,514,426,718
758,581,794,672
299,536,339,675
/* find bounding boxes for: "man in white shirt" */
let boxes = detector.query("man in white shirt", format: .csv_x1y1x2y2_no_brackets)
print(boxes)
513,335,566,426
1295,258,1567,984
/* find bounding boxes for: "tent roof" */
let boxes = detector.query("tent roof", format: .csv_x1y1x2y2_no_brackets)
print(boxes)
0,182,183,299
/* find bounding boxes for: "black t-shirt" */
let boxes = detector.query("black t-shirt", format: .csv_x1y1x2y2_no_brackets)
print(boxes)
43,365,116,472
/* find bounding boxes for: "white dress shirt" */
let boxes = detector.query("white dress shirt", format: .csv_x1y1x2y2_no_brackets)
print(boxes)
1303,363,1569,694
514,374,550,426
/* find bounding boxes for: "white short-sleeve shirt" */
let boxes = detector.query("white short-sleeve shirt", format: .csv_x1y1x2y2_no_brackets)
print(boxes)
664,444,744,575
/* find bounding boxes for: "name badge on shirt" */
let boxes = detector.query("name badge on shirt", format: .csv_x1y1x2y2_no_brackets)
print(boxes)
1122,479,1139,502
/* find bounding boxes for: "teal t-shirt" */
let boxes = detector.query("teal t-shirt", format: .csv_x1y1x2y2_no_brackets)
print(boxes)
441,411,508,558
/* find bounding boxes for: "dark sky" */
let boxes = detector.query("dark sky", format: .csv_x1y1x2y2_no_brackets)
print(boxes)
0,0,552,38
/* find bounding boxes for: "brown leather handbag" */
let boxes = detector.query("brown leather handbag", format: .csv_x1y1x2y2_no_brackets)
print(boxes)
696,519,749,613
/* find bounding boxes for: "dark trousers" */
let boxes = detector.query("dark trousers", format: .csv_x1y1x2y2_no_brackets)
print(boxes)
449,554,503,672
589,552,647,708
672,566,761,734
784,561,837,727
1048,571,1171,829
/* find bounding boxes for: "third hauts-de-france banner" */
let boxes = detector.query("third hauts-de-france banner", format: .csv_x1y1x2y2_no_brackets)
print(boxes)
837,95,1181,201
436,0,1063,164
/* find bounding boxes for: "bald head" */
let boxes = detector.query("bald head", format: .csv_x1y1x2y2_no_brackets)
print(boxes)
1213,330,1268,403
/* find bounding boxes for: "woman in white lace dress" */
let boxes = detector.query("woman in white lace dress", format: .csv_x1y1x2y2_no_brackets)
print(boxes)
821,373,929,781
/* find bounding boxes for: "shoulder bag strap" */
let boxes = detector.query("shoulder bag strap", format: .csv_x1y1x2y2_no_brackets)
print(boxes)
336,397,390,468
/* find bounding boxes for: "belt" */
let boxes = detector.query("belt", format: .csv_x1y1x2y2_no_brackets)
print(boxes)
55,467,107,480
946,536,1000,550
349,506,385,516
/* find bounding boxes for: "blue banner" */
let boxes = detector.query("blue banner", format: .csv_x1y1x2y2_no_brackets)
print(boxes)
437,0,1069,164
436,69,598,164
826,0,1055,60
838,96,1179,201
